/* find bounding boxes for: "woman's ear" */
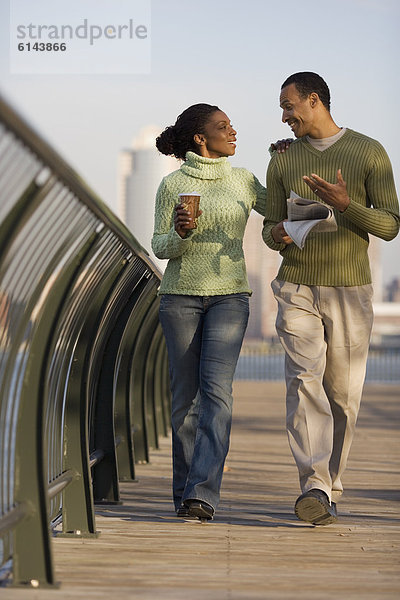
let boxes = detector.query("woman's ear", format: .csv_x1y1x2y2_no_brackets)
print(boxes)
194,133,205,146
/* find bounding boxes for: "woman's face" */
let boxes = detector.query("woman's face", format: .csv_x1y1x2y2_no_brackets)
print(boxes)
195,111,237,158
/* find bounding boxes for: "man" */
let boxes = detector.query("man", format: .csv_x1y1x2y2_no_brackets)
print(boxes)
263,72,399,525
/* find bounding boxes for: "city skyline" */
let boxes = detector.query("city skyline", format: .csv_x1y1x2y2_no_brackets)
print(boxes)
0,0,399,283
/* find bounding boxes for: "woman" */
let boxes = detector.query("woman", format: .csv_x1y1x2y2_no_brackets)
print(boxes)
152,103,287,521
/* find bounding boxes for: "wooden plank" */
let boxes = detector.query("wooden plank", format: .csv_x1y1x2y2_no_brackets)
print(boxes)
3,382,399,599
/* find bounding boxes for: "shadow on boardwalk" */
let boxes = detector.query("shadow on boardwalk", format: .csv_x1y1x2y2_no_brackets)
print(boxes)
3,382,399,600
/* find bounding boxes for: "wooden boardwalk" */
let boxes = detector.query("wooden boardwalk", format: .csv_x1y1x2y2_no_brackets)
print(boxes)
3,382,400,599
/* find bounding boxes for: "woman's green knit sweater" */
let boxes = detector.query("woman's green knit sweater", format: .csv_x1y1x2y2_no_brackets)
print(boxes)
152,151,266,295
263,129,399,286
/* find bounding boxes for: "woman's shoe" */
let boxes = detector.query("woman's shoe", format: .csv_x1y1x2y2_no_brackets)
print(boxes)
176,504,198,519
183,499,214,520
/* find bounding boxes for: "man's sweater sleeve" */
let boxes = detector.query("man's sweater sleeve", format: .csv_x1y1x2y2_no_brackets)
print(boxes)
151,178,197,259
262,156,288,251
341,141,399,241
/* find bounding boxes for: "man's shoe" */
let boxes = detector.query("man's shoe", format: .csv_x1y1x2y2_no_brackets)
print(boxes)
184,499,214,521
295,489,338,525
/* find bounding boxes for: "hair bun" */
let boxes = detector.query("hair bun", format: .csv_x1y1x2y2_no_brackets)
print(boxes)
156,126,177,156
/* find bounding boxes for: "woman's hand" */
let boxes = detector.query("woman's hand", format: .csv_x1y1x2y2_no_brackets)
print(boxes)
174,203,203,238
269,138,293,154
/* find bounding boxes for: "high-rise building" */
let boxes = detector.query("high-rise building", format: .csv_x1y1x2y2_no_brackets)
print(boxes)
243,212,281,340
117,125,178,269
243,213,384,341
368,235,382,302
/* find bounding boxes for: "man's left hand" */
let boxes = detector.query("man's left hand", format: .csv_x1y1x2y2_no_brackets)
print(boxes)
303,169,350,212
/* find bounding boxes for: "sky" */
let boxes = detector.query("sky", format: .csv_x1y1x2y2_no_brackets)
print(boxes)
0,0,399,284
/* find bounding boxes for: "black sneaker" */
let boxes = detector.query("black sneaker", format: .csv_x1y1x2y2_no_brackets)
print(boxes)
184,499,214,521
176,505,198,520
295,489,338,525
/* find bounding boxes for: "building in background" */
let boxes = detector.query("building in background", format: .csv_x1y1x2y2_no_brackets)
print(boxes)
117,125,178,269
243,212,281,340
368,236,383,302
243,213,386,342
385,277,400,302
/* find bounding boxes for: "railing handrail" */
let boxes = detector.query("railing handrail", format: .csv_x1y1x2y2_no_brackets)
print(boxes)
0,91,162,280
0,503,32,537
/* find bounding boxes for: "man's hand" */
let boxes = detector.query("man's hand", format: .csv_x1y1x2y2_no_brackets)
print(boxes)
303,169,350,212
272,221,293,245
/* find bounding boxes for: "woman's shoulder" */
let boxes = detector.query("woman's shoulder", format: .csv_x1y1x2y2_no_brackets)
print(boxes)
158,166,188,190
231,166,253,176
163,165,184,182
231,167,263,190
230,166,259,183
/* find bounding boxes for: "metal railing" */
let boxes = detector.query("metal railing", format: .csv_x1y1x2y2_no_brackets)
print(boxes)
0,93,170,588
235,342,400,383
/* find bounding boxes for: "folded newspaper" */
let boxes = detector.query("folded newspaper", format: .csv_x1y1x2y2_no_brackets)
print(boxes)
283,190,337,249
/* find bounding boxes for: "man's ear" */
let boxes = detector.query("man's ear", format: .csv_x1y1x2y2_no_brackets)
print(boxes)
194,133,205,145
310,92,319,108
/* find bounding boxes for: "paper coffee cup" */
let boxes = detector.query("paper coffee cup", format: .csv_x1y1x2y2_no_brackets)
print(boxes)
178,192,201,229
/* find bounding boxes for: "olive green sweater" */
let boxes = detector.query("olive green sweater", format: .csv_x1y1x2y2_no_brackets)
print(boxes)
263,128,399,286
152,151,266,295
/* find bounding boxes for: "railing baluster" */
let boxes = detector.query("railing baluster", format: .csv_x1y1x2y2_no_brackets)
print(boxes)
0,93,170,587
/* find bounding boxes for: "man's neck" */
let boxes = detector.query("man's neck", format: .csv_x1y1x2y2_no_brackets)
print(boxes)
307,118,341,140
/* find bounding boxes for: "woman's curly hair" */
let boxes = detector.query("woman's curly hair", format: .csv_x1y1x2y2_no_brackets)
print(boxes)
156,103,220,160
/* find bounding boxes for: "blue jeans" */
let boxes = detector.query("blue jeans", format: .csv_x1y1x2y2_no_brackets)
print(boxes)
159,293,249,511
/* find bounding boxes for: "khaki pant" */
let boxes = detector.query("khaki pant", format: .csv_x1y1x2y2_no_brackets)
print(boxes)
272,279,374,503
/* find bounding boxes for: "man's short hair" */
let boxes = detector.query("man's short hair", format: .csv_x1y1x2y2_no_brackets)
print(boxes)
281,72,331,112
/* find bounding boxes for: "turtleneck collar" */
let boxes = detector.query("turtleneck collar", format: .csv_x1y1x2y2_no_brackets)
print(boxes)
180,151,232,180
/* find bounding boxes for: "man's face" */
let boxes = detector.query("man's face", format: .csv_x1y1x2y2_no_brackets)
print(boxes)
279,83,315,138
